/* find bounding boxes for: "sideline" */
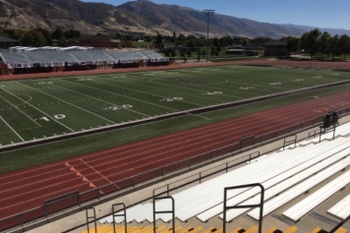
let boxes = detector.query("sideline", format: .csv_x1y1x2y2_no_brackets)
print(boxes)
1,59,350,82
0,115,25,142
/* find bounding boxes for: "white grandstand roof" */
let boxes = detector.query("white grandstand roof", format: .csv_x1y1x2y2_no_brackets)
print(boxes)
60,46,93,51
9,46,93,52
9,46,32,51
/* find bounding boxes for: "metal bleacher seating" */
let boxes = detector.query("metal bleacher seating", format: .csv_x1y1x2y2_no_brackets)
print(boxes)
0,51,30,68
24,50,76,66
328,193,350,220
106,50,148,61
69,50,115,64
208,138,350,222
245,140,350,220
0,47,166,68
98,121,350,231
139,50,165,60
282,169,350,222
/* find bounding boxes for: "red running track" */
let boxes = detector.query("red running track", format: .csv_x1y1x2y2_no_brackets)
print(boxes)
0,90,350,221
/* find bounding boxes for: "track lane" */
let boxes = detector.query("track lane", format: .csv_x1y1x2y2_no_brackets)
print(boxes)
0,90,349,221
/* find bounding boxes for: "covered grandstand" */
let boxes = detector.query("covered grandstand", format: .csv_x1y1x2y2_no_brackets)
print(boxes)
0,46,171,74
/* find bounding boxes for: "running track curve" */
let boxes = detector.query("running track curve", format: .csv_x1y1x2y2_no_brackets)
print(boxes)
0,89,350,221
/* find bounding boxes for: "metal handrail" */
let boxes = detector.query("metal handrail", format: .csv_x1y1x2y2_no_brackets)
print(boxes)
1,108,349,232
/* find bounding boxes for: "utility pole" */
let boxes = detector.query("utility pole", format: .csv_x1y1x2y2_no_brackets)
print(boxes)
202,9,215,61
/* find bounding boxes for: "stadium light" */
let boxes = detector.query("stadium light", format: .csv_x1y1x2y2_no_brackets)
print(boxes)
203,9,215,61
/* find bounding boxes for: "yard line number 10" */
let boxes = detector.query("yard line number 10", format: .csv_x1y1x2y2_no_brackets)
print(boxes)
39,114,66,121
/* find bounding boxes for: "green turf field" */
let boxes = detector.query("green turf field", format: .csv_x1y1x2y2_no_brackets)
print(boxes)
0,65,349,173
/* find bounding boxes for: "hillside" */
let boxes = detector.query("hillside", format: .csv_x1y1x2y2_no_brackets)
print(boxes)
0,0,349,38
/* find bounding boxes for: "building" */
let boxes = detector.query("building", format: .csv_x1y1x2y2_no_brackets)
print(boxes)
264,41,288,57
0,36,20,49
227,45,262,57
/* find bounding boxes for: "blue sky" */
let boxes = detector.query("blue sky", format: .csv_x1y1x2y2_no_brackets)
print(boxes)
81,0,350,30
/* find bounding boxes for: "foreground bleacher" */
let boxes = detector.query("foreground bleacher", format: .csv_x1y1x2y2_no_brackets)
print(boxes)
81,225,349,233
96,121,350,232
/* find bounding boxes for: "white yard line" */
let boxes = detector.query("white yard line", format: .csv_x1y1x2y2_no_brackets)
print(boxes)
81,77,218,121
0,93,41,127
90,78,184,111
101,79,214,121
0,115,25,142
17,82,116,124
2,85,75,132
106,76,211,107
145,79,226,104
56,80,150,117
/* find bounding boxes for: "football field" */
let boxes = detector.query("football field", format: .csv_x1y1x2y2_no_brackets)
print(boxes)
0,65,349,148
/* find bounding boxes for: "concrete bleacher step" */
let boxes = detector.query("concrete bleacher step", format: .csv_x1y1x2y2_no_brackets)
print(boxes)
203,227,223,233
334,227,348,233
147,226,181,233
265,228,279,233
80,225,348,233
265,227,298,233
230,226,257,233
282,226,298,233
309,227,348,233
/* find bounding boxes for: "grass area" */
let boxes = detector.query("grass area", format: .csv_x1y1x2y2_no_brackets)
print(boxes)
0,65,349,174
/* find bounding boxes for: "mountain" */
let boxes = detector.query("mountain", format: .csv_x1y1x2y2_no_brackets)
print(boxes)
0,0,349,38
117,0,309,38
0,0,167,35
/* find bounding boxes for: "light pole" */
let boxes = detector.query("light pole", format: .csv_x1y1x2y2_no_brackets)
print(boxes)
203,9,215,61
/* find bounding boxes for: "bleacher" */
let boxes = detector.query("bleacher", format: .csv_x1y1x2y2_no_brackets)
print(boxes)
80,225,349,233
0,51,31,68
96,121,350,232
106,50,148,61
69,50,115,64
0,47,169,73
328,194,350,220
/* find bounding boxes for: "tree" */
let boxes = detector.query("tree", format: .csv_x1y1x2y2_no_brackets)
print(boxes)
212,37,221,51
197,49,201,61
177,34,186,43
319,31,331,56
164,49,170,57
171,48,176,57
219,35,232,47
339,34,350,59
201,47,206,58
64,29,81,40
37,28,53,45
250,37,272,47
211,46,218,56
282,36,300,57
185,35,196,48
327,35,341,60
232,37,249,46
186,48,192,57
51,28,65,41
180,48,186,57
20,30,47,46
154,33,164,49
300,29,322,58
